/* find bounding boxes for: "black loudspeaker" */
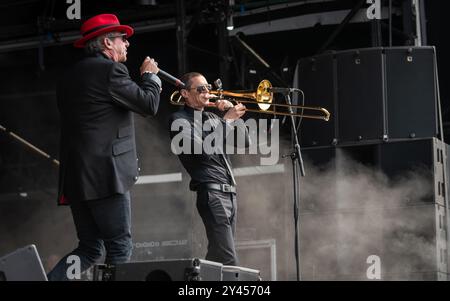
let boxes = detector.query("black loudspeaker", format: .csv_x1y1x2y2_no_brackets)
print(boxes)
0,244,48,281
300,203,447,280
94,258,223,281
297,52,337,147
297,46,439,147
384,47,438,139
300,138,449,280
337,48,385,143
222,266,261,281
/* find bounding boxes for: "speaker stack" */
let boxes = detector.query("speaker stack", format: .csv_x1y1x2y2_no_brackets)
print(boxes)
298,46,439,147
296,46,449,280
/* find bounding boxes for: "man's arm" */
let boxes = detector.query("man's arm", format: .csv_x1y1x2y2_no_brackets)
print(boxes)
108,62,161,116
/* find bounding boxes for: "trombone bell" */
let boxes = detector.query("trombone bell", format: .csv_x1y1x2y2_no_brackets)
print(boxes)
255,80,272,111
209,79,273,111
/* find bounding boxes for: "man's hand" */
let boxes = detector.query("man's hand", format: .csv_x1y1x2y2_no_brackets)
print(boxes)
215,99,234,111
223,103,246,120
140,56,159,75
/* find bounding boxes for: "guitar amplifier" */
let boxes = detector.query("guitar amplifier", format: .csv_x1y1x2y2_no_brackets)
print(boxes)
93,258,223,281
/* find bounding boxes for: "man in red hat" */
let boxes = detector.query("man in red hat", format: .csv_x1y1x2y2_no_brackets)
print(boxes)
48,14,161,280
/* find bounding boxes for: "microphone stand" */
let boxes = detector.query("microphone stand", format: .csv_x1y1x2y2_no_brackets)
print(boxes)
282,92,305,281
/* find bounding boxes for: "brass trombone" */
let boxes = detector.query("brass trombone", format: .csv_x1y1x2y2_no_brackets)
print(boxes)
169,79,331,121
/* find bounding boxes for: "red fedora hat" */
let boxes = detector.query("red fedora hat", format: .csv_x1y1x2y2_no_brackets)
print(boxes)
74,14,134,48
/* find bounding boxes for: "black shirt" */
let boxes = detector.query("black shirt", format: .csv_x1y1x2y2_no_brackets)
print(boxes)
169,105,248,191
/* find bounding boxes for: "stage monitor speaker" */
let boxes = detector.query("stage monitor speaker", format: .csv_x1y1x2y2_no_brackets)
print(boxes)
222,265,261,281
0,244,48,281
94,258,223,281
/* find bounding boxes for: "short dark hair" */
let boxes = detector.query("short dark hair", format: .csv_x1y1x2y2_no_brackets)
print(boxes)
180,72,203,90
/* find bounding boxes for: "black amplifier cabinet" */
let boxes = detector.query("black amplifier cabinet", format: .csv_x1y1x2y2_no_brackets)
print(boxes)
93,258,223,281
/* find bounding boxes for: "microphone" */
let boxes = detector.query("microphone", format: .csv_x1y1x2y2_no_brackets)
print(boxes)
268,87,299,94
157,69,185,89
268,87,301,125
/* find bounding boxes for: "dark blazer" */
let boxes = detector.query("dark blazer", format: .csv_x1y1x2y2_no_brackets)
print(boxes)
57,53,161,204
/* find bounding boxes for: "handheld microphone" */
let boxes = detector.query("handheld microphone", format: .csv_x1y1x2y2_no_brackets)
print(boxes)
157,69,185,89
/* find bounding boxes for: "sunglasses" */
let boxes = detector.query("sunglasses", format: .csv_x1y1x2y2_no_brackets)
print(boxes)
189,84,212,93
109,34,128,42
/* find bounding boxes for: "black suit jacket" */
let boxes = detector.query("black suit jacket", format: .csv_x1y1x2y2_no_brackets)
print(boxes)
57,53,161,204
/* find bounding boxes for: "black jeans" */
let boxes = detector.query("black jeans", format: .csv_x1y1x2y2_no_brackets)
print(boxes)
196,189,238,266
47,192,132,281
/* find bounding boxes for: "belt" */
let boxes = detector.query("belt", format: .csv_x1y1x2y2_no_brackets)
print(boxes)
196,183,236,193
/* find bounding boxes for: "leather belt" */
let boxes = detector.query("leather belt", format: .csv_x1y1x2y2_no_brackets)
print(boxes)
196,183,236,193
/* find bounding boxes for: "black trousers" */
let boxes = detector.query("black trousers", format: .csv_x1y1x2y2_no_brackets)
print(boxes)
196,189,238,266
47,192,132,280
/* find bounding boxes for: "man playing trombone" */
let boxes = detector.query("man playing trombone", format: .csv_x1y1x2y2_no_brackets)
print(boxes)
169,72,249,266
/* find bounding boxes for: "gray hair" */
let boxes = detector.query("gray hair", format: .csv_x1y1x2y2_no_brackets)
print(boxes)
84,31,122,55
